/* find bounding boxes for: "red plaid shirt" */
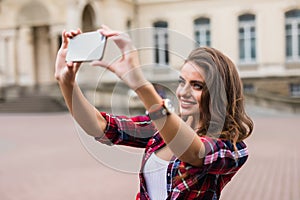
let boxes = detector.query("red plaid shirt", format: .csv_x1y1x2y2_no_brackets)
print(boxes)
95,112,248,200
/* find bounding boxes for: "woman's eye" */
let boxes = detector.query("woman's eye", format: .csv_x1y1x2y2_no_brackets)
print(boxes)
192,83,204,90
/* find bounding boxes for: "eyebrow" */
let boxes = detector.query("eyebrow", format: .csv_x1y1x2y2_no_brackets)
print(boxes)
179,76,205,85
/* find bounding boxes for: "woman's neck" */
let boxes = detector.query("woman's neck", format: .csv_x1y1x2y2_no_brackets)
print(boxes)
182,114,201,131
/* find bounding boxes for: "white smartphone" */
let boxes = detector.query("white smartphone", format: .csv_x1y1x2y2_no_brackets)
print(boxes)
66,31,107,62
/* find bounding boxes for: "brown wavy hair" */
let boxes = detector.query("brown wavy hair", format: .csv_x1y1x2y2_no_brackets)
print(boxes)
174,47,253,183
186,47,253,144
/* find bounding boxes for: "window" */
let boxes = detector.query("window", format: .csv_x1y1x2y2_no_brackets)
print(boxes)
126,19,132,31
239,14,256,64
153,21,169,65
290,83,300,97
243,83,255,93
194,17,211,47
82,4,95,32
126,19,132,36
285,9,300,62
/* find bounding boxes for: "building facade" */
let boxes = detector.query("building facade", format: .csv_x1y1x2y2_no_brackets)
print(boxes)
0,0,300,112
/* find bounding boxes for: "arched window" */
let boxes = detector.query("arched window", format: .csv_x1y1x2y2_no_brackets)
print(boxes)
285,9,300,62
238,14,256,64
194,17,211,47
82,4,95,32
153,21,169,66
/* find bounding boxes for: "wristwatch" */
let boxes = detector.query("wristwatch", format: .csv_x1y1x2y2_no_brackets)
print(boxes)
148,99,175,120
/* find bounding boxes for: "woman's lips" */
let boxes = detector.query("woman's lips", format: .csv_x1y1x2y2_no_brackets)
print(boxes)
180,99,197,108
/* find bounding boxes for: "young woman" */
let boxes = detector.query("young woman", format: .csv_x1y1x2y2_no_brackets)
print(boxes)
55,25,253,200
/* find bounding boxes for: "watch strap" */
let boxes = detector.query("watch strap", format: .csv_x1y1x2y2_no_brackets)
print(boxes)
148,99,171,120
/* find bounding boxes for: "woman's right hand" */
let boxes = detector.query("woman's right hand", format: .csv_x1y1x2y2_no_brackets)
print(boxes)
91,25,149,91
55,29,82,86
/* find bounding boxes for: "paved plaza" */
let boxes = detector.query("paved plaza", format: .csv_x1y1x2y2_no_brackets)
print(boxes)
0,105,299,200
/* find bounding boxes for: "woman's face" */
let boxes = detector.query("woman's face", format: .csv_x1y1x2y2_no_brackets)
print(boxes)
176,61,205,117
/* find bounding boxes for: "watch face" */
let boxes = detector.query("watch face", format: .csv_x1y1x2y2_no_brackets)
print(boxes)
148,99,175,120
164,99,175,113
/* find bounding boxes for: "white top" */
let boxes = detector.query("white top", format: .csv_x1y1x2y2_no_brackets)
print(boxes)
143,153,169,200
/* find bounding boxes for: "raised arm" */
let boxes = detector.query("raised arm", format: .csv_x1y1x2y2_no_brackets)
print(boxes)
92,25,205,167
54,29,107,138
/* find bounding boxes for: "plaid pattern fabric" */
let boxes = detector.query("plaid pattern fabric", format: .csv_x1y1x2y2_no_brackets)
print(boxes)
95,112,248,200
95,112,156,148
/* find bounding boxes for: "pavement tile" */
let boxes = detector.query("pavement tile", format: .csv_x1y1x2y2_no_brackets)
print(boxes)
0,108,299,200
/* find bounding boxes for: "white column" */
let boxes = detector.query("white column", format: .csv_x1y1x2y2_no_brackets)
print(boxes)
6,36,14,85
13,28,19,85
0,36,5,88
34,26,53,85
18,26,35,86
0,29,18,86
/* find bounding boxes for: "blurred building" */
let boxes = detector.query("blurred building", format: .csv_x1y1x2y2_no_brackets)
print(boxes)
0,0,300,113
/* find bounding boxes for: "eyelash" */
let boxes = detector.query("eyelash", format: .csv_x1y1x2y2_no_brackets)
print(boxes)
192,83,204,90
178,79,204,90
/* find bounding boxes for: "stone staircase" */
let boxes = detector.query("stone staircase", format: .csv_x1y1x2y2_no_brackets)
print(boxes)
245,91,300,114
0,95,66,113
0,85,67,113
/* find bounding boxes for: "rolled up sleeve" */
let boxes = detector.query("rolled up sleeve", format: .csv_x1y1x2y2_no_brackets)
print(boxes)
95,112,157,148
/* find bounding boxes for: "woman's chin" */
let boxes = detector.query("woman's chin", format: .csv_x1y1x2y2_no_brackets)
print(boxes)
180,108,199,117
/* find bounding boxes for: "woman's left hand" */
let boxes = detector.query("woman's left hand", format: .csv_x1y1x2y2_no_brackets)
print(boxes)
91,25,149,91
55,29,82,86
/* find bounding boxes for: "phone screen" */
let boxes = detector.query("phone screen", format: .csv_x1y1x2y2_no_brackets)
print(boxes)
66,31,107,62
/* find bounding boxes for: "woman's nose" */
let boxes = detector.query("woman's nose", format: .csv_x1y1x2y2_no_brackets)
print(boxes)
178,84,192,98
